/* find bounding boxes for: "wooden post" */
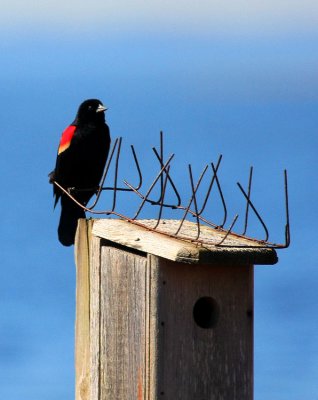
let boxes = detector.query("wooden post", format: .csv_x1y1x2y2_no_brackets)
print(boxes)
74,219,277,400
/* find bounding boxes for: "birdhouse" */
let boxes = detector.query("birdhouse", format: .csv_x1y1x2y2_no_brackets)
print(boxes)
74,218,277,400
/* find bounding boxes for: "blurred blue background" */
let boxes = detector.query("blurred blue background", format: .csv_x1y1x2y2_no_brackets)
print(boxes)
0,1,317,398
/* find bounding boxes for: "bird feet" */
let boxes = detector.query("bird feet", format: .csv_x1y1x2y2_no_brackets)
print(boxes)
67,187,76,194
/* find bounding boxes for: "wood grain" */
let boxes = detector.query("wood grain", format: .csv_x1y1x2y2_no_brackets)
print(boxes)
99,245,148,400
149,255,254,400
89,234,102,400
75,219,255,399
92,219,277,265
74,219,92,400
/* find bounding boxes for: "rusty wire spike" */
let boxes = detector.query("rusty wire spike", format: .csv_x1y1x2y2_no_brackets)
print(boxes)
197,154,223,215
52,130,290,250
242,166,253,236
237,181,269,242
175,164,209,236
123,181,148,200
101,144,142,192
215,214,239,246
159,131,164,203
124,140,181,209
284,170,291,247
282,169,291,248
152,165,171,230
54,179,139,221
151,131,182,207
53,180,109,215
188,165,201,240
87,137,119,210
195,214,223,230
110,137,122,211
130,145,143,190
152,147,181,207
129,154,175,220
124,180,179,209
210,162,227,228
148,131,165,205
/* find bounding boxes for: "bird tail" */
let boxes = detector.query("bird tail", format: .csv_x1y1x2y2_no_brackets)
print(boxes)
58,195,86,246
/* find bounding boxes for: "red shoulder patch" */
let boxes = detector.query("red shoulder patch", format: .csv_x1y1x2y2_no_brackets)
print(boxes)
58,125,76,155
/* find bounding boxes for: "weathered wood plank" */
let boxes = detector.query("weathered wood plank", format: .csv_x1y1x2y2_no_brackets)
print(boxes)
150,255,254,400
99,245,148,400
89,235,102,400
74,219,92,400
92,219,277,265
147,254,161,400
75,219,256,400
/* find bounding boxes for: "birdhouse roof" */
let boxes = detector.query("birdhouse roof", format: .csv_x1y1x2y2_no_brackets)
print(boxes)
89,219,277,265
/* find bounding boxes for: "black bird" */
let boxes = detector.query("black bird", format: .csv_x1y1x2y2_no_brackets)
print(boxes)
49,99,111,246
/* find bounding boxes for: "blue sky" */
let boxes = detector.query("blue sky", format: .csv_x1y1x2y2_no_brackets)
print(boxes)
0,1,317,399
1,0,318,36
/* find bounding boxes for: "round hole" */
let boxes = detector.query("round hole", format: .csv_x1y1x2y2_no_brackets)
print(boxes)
193,297,219,329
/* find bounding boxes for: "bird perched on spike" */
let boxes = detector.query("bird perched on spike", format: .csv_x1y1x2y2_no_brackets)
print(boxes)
49,99,111,246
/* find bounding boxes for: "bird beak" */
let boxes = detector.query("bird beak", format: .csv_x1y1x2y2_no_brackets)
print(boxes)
96,104,107,113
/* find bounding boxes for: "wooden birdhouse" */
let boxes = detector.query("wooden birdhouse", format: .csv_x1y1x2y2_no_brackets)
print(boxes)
74,218,277,400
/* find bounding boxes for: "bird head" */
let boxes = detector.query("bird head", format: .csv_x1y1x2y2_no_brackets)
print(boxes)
76,99,108,124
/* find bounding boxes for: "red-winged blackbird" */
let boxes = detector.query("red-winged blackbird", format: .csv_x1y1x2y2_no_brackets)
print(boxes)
49,99,111,246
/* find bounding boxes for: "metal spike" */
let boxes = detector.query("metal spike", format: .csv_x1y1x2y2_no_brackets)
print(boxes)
198,154,223,215
52,131,290,250
237,182,269,242
215,214,239,246
175,164,209,236
242,166,253,236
